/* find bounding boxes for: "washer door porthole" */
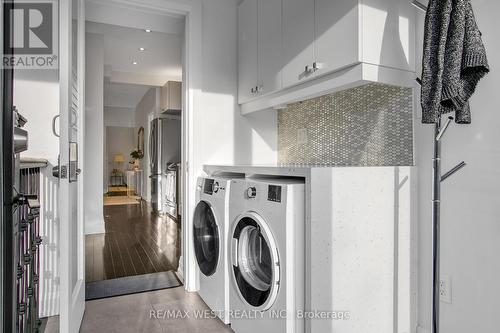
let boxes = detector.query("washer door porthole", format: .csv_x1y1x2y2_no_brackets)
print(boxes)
193,201,220,276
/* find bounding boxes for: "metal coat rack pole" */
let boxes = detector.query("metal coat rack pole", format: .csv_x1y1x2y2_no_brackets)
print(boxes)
412,2,467,333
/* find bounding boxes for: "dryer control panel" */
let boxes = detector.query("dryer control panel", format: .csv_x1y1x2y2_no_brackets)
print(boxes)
203,178,225,195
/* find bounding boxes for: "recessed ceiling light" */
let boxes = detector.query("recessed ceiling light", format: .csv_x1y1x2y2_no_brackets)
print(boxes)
138,47,146,51
145,29,151,33
132,61,138,65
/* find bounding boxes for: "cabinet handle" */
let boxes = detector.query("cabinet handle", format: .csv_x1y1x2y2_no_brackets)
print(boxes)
313,62,323,72
299,65,315,80
52,115,60,137
251,86,261,94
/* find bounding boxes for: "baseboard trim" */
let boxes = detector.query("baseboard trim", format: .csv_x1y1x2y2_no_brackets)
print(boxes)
85,218,105,235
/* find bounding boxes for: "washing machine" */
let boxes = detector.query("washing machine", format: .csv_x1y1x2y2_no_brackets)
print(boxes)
193,176,235,324
228,177,305,333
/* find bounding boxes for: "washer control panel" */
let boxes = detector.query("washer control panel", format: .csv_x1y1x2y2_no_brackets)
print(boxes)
203,179,215,194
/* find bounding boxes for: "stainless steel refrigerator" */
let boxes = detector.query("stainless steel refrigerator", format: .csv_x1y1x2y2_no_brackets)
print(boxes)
149,117,181,214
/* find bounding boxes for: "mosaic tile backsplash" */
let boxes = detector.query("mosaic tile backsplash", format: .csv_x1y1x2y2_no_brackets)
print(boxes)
278,83,413,166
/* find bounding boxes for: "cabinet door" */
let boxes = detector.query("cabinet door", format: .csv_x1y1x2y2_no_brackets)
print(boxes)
282,0,315,88
314,0,359,76
238,0,258,104
168,81,182,111
161,81,182,112
257,0,282,95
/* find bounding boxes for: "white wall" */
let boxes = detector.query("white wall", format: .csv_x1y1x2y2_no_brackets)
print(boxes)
84,32,105,235
104,107,136,187
14,70,60,165
415,1,500,332
105,126,135,186
135,87,159,202
104,106,136,127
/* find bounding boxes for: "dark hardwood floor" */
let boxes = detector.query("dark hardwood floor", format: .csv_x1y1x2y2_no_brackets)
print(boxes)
85,201,181,282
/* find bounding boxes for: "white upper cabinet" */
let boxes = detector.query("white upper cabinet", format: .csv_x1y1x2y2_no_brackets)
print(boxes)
238,0,415,111
258,0,282,96
239,0,282,103
238,0,258,104
282,0,315,88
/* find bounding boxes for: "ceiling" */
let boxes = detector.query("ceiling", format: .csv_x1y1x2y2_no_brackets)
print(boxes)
85,20,182,110
104,81,152,109
86,21,183,86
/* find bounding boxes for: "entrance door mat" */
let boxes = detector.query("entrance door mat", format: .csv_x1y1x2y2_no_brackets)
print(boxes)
85,271,182,300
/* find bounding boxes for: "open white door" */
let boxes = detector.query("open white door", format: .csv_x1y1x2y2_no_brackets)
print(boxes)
58,0,85,331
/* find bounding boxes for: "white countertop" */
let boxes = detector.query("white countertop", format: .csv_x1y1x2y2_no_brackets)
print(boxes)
204,164,414,178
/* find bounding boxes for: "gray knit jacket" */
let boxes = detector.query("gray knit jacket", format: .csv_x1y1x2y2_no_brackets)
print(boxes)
421,0,489,124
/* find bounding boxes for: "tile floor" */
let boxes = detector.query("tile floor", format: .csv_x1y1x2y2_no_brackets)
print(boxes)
44,287,233,333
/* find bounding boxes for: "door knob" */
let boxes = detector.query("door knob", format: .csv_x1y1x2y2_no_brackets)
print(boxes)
52,165,60,178
52,156,67,179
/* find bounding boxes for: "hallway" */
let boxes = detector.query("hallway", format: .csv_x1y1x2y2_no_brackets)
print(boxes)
85,202,181,282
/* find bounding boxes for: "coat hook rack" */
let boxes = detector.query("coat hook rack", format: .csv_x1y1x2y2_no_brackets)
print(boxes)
441,161,467,182
436,116,453,141
411,0,428,12
413,2,468,332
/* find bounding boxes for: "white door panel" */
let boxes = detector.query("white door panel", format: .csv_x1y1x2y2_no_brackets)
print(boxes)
59,0,85,331
314,0,360,75
258,0,282,95
238,0,258,103
282,0,315,88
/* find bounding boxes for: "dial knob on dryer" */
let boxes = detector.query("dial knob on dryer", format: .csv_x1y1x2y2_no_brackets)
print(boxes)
213,182,220,193
247,187,257,198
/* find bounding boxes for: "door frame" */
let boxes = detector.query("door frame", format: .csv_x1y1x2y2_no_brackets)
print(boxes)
81,0,201,293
